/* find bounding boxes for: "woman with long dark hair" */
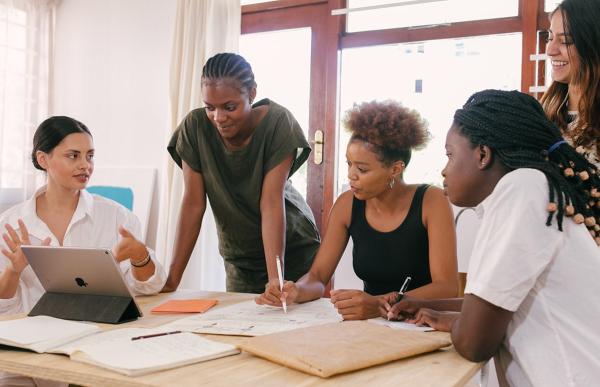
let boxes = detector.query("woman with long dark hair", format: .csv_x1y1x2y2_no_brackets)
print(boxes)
541,0,600,167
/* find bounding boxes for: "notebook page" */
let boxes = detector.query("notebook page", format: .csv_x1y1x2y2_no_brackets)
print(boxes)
71,332,239,376
0,316,100,352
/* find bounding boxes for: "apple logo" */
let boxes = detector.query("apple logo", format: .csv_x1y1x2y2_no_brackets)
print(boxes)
75,277,88,287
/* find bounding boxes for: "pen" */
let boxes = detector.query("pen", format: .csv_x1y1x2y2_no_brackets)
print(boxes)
275,255,287,313
395,276,412,304
131,330,182,341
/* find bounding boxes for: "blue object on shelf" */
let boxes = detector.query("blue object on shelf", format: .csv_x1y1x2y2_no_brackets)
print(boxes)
87,186,134,210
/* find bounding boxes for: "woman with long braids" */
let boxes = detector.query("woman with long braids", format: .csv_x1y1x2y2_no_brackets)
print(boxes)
387,90,600,387
164,53,320,294
542,0,600,168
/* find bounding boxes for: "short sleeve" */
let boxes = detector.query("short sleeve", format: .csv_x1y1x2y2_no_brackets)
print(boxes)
167,110,204,172
464,170,563,312
263,107,311,178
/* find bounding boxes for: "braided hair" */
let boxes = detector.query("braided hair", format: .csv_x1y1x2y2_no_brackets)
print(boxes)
454,89,600,244
201,53,257,92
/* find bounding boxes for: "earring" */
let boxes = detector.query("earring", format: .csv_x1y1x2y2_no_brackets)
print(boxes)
389,176,396,189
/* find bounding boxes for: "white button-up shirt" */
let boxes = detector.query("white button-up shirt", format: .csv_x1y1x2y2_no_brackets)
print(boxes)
0,187,166,315
465,168,600,387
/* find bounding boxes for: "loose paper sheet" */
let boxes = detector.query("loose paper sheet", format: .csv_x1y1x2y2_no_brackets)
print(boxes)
163,298,341,336
368,317,435,332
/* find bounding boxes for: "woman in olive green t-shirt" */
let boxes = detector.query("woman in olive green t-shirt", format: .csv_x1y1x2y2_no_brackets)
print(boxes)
164,53,320,294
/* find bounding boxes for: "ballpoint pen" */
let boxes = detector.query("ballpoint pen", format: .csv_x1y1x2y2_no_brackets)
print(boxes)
396,276,412,304
131,330,182,341
275,255,287,313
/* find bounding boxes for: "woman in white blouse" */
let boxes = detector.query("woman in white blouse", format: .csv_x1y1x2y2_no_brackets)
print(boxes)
0,116,167,386
387,90,600,387
0,116,166,314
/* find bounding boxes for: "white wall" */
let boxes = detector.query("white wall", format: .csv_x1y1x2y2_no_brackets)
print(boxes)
52,0,176,248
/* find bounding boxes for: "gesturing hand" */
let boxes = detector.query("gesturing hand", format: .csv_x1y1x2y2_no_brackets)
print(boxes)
1,219,51,274
111,226,148,263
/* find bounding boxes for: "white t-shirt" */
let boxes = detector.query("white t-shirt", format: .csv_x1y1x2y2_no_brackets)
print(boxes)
464,169,600,387
0,187,167,315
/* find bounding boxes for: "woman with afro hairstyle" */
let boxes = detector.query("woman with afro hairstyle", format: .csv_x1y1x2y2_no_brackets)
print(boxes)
388,89,600,386
256,100,458,320
541,0,600,168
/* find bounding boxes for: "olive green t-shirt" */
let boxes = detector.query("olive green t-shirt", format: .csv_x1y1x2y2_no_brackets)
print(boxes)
168,99,320,276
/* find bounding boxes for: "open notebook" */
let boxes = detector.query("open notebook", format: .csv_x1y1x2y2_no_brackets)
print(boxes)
0,316,239,376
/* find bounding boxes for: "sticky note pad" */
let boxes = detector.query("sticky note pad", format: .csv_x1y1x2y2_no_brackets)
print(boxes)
151,299,218,314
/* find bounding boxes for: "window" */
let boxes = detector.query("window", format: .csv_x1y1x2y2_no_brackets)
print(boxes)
240,28,312,198
545,0,561,12
0,1,53,208
336,33,522,193
0,3,28,204
346,0,519,32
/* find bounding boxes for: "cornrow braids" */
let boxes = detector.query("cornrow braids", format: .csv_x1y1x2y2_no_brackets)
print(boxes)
202,53,257,92
454,89,600,243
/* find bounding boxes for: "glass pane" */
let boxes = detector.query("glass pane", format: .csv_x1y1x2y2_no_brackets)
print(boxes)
545,0,561,12
346,0,519,33
241,0,274,4
336,33,522,195
240,28,312,198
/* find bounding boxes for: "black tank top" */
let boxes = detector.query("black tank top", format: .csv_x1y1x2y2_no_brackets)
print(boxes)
350,184,431,295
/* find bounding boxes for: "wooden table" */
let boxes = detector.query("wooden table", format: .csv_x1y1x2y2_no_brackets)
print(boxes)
0,290,481,386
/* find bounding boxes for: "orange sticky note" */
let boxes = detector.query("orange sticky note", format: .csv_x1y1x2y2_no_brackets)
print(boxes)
151,299,218,314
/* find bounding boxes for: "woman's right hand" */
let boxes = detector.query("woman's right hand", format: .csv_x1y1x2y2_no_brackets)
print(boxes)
1,219,50,274
384,295,427,321
255,280,299,306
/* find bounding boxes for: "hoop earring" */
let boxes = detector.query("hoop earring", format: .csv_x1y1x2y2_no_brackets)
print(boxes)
389,176,396,189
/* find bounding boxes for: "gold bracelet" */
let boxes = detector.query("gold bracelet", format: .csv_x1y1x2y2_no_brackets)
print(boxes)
131,252,151,268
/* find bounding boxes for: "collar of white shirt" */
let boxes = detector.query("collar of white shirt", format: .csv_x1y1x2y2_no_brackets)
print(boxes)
475,191,493,220
6,186,95,242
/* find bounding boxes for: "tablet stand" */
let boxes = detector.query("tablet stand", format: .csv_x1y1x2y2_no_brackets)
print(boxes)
29,292,141,324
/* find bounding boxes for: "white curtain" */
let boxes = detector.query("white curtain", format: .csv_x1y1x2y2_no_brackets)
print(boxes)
0,0,56,210
156,0,240,291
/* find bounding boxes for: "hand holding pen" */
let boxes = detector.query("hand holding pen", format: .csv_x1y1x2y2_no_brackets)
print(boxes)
383,276,411,320
396,276,412,304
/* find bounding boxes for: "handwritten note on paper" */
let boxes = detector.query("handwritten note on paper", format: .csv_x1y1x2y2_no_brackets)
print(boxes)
368,317,435,332
163,298,342,336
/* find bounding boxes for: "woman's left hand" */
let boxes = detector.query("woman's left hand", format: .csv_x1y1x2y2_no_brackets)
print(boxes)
330,289,391,320
112,226,148,263
405,308,460,332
